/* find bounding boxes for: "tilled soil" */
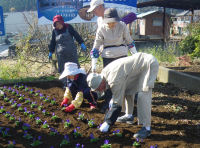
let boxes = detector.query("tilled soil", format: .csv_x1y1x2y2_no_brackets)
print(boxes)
0,81,200,148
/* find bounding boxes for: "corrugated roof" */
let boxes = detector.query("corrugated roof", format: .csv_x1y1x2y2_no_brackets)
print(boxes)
137,0,200,10
137,10,159,18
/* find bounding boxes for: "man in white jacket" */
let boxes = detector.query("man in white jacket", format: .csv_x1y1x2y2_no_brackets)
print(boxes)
87,52,159,139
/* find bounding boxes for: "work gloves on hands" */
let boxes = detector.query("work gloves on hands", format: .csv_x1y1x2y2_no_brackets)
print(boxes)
65,104,75,112
60,97,69,107
81,43,87,52
48,52,52,60
100,122,110,132
90,48,99,58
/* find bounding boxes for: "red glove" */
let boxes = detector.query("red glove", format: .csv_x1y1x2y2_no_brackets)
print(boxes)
60,98,69,107
65,104,75,112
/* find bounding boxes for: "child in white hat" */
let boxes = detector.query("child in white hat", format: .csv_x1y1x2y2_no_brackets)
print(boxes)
60,62,97,112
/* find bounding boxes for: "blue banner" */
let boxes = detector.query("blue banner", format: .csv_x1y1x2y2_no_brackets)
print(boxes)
37,0,137,24
0,6,5,36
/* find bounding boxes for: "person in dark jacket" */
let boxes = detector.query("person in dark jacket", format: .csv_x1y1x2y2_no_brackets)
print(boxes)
60,62,98,112
49,15,87,74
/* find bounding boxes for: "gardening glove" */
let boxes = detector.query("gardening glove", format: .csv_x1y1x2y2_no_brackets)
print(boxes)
48,52,52,60
90,48,99,58
61,87,73,106
65,104,75,112
71,92,83,108
100,121,110,132
80,43,87,52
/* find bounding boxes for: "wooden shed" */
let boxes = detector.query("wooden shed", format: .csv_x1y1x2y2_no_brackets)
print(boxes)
135,10,171,40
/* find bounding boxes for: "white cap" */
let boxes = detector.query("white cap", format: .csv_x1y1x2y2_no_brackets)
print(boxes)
87,0,104,12
59,62,86,80
87,73,103,91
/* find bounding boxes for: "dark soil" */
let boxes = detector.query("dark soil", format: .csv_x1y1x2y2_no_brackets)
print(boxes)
0,81,200,148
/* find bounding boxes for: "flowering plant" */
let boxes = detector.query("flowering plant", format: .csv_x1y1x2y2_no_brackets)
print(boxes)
112,130,122,137
77,112,85,120
15,91,20,97
24,86,29,92
7,140,16,148
60,134,70,147
90,133,99,143
13,85,18,89
30,136,43,147
38,103,43,111
31,102,37,108
17,104,24,112
4,97,9,102
42,121,49,129
133,138,141,147
9,114,15,121
11,101,17,108
51,113,59,121
39,94,45,100
22,123,30,131
150,145,158,148
4,112,11,118
19,85,24,90
0,106,6,114
24,107,30,116
23,130,33,140
64,119,71,128
35,117,42,125
34,90,40,96
50,98,56,105
19,94,25,101
29,89,34,94
0,127,10,138
11,89,16,95
29,112,35,119
49,128,59,136
7,87,12,92
42,109,49,116
101,139,111,148
88,119,95,128
44,97,50,103
25,98,31,104
73,127,82,138
15,118,21,127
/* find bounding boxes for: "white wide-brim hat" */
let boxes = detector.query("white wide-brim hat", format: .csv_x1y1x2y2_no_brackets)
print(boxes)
87,73,103,91
59,62,86,80
87,0,104,12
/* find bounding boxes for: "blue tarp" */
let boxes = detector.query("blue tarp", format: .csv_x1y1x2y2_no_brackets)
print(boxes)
0,6,5,36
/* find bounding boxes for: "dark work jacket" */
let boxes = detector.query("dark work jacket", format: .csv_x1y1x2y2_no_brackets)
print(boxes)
49,24,84,73
68,73,97,105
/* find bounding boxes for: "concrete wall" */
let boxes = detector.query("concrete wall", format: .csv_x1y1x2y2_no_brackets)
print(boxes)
157,66,200,92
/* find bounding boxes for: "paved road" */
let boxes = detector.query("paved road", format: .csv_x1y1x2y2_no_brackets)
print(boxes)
0,44,9,57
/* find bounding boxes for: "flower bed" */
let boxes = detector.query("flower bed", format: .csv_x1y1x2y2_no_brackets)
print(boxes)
0,81,200,148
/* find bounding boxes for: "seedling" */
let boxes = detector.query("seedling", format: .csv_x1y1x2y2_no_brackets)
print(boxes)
7,140,16,148
22,123,30,131
73,127,82,138
31,102,37,108
15,118,21,127
29,89,34,94
17,104,24,112
39,94,45,100
11,89,16,95
35,117,42,125
29,112,35,119
42,121,49,129
60,134,70,147
77,112,85,121
101,139,111,148
19,85,24,90
9,114,15,122
38,103,43,111
30,136,43,147
42,110,49,116
0,106,5,114
24,86,29,92
4,112,11,118
50,98,56,105
34,90,40,96
49,128,59,136
112,129,122,137
23,130,33,140
64,119,71,128
133,138,141,147
19,94,25,101
51,113,59,121
90,133,99,143
11,101,17,108
25,98,31,104
4,97,9,102
88,119,95,128
0,127,10,138
7,87,12,92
